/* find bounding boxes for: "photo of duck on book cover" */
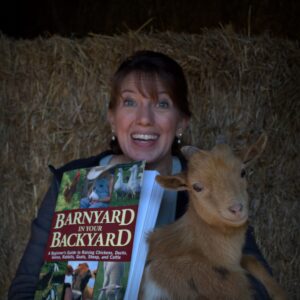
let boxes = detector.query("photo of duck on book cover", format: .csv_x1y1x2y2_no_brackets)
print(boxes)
34,160,146,300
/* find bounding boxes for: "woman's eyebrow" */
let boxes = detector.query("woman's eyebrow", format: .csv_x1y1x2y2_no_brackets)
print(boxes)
120,89,136,94
157,91,170,96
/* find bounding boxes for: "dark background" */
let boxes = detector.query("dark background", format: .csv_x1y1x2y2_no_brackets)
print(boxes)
0,0,299,40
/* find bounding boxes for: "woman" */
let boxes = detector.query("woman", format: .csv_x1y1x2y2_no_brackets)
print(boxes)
9,50,271,299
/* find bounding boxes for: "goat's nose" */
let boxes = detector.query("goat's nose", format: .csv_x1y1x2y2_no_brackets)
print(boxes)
228,203,243,215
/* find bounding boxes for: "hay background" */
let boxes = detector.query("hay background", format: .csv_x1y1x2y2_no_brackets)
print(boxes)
0,30,299,299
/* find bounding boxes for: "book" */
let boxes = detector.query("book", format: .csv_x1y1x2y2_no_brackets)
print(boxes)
34,160,164,300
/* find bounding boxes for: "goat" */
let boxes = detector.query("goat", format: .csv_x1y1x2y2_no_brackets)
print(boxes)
141,133,286,300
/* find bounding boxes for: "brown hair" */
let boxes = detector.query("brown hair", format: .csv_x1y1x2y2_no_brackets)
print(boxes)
109,50,191,154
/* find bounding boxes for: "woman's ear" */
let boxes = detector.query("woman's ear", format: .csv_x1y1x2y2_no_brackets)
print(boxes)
178,115,190,132
107,109,115,130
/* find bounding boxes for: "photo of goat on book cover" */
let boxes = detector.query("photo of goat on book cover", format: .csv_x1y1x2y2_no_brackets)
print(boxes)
34,160,146,300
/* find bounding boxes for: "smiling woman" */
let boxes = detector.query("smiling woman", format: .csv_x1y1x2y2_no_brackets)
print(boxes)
108,72,189,174
108,50,191,175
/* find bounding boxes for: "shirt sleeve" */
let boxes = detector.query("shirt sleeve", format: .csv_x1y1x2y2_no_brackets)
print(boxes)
8,178,59,300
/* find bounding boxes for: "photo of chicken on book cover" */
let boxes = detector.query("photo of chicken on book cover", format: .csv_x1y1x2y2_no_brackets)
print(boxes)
34,160,164,300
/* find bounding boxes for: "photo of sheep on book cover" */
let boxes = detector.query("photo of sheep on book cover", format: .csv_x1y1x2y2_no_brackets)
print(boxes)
34,159,161,300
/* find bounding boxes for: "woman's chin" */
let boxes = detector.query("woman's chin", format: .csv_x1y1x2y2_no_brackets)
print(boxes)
123,142,172,166
127,144,158,161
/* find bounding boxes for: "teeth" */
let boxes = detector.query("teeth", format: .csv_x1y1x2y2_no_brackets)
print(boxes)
132,133,158,141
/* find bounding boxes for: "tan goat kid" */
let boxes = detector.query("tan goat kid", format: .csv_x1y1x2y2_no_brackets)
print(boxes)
141,134,286,300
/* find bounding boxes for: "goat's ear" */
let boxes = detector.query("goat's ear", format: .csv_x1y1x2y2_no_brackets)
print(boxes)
156,173,188,191
181,145,211,161
181,145,201,160
243,132,268,167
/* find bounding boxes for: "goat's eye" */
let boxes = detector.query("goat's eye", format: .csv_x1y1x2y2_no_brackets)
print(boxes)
241,169,246,178
192,183,203,192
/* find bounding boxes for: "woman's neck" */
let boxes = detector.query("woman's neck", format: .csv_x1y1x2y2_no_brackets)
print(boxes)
145,155,173,176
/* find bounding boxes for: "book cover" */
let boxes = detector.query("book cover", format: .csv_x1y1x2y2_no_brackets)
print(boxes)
34,160,163,300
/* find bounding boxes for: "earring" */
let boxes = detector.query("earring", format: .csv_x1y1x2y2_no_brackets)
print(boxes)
111,131,116,141
176,130,183,144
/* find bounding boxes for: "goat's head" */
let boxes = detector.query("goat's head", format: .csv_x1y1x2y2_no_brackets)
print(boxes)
156,133,267,228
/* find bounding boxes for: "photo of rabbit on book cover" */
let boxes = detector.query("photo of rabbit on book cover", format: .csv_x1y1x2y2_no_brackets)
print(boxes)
34,159,161,300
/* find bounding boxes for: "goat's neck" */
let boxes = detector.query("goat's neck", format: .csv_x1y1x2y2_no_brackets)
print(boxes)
181,207,247,266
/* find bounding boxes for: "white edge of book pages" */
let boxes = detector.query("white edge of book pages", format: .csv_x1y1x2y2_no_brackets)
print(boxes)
124,170,164,300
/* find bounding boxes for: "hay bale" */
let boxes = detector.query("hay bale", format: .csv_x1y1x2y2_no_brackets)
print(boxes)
0,29,299,299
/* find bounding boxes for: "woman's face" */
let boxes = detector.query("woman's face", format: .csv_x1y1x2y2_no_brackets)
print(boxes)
108,73,188,170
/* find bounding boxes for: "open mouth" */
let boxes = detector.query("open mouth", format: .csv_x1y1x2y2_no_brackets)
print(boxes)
131,133,159,141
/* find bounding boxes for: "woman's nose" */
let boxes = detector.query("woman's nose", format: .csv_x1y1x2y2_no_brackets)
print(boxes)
136,104,154,125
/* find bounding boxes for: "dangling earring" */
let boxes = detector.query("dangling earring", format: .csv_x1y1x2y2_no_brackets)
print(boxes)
111,131,116,141
176,130,183,144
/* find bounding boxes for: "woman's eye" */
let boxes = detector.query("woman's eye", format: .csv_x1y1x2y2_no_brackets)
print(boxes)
156,99,170,109
123,98,136,107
